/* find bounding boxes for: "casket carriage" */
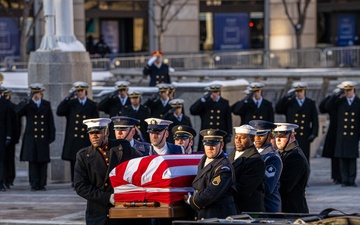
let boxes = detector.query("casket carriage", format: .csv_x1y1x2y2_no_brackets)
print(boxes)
109,154,203,219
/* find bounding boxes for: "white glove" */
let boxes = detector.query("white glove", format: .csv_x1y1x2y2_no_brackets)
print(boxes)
147,56,157,66
185,192,192,205
110,194,115,205
169,67,175,73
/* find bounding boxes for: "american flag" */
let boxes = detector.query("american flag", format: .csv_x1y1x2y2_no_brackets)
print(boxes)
109,154,203,204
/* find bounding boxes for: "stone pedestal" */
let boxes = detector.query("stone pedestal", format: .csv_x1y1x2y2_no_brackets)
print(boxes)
28,51,92,182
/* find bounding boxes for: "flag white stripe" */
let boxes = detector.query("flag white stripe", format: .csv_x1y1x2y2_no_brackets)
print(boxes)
123,157,142,183
162,165,198,179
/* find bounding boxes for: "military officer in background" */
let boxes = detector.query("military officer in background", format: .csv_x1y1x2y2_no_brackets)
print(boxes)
144,83,172,118
319,84,344,184
228,125,265,213
143,50,172,86
2,88,21,189
169,84,176,100
0,85,15,191
231,82,274,125
249,120,282,212
274,123,310,213
172,125,197,154
324,81,360,187
57,81,99,187
190,84,232,152
275,81,319,162
185,129,237,219
98,81,131,139
145,118,183,155
17,84,56,191
74,118,141,225
164,98,192,143
122,90,151,142
111,116,150,156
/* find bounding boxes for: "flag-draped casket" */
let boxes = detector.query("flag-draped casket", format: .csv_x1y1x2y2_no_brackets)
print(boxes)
109,154,203,205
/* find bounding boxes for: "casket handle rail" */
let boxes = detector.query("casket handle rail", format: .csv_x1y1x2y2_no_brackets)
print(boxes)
123,201,161,208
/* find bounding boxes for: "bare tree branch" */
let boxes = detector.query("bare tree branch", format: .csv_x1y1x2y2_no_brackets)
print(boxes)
281,0,296,28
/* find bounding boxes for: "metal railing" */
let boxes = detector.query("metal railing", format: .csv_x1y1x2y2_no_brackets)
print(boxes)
2,46,360,72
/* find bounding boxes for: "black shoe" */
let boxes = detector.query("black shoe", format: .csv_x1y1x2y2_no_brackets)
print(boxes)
334,180,342,185
0,184,6,192
39,187,46,191
349,183,358,187
4,183,10,189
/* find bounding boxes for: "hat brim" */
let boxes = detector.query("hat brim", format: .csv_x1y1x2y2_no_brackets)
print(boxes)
174,133,191,139
203,140,221,146
87,127,105,133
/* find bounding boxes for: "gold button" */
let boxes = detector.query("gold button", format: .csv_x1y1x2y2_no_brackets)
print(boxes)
75,121,79,124
41,122,44,125
300,132,303,136
161,76,164,78
106,163,109,166
160,114,163,117
104,183,108,186
345,112,349,115
211,110,214,113
156,75,159,78
74,134,78,137
34,135,38,138
217,110,220,113
82,128,85,131
156,81,159,84
216,122,220,125
301,120,305,124
76,114,79,117
210,116,213,119
352,112,355,116
75,127,78,130
294,120,298,123
216,116,220,119
302,114,305,118
344,118,348,122
259,116,263,119
41,115,44,118
344,125,348,129
210,122,213,125
105,158,109,161
295,114,298,117
300,126,304,130
83,115,86,118
351,119,354,122
343,132,347,136
41,128,44,131
81,135,84,138
350,132,354,135
253,115,256,118
103,153,106,156
351,126,354,129
34,122,37,125
34,115,38,118
41,135,44,138
34,128,38,131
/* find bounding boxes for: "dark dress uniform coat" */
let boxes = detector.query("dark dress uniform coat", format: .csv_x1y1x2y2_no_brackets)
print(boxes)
228,145,265,212
133,139,150,156
231,98,274,125
190,97,232,152
319,95,341,182
190,152,237,219
98,95,131,139
149,142,183,155
57,98,99,161
17,99,56,162
144,97,172,119
279,140,310,213
164,113,192,144
74,139,141,225
122,104,151,142
143,63,171,86
275,96,319,161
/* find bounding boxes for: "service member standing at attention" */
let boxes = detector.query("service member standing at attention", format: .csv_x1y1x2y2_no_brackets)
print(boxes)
98,81,131,139
143,50,171,86
122,90,151,142
74,118,141,225
231,82,274,125
228,125,265,213
275,82,319,162
144,83,172,118
17,84,56,191
190,84,232,152
185,129,237,219
56,81,99,187
164,98,192,144
274,123,310,213
145,118,183,155
249,120,283,212
111,116,150,156
324,81,360,187
172,125,197,154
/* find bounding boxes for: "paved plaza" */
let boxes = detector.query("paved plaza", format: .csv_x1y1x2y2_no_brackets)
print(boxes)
0,156,360,225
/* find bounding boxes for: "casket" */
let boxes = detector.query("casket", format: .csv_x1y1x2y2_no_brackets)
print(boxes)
109,154,203,219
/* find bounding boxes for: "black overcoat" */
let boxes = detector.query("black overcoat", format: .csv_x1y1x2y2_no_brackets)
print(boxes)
275,96,319,161
190,152,238,219
231,98,274,125
164,113,193,143
122,104,151,142
279,140,310,213
228,145,265,212
144,98,172,119
0,97,14,162
17,99,56,162
74,139,141,225
143,63,171,86
56,98,99,161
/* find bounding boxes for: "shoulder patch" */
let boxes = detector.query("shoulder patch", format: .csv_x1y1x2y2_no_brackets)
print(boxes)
220,166,231,171
212,175,221,186
265,165,276,178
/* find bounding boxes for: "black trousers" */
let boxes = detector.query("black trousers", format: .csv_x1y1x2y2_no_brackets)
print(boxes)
29,162,48,189
331,158,341,181
4,144,16,184
339,158,357,185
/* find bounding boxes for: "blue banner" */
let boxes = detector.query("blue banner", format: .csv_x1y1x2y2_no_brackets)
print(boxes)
0,18,20,58
337,14,355,46
214,13,249,50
